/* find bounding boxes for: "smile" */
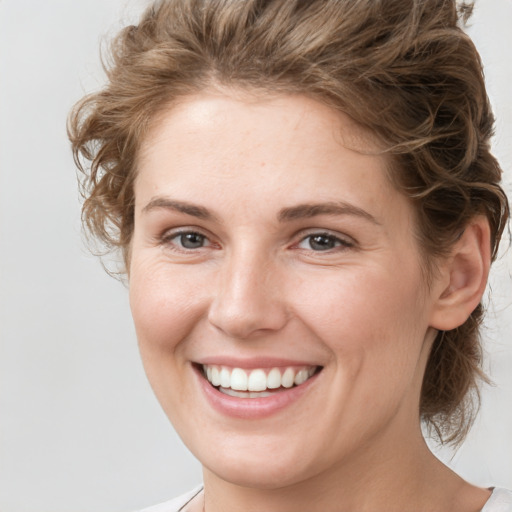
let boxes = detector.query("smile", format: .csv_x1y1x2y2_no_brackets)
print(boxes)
202,364,318,398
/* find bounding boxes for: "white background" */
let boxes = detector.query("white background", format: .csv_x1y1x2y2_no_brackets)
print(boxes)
0,1,511,511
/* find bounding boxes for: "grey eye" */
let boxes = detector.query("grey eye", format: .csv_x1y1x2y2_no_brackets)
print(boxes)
178,232,207,249
297,232,351,252
307,234,339,251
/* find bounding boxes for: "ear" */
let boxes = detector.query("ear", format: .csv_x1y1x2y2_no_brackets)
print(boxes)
429,217,491,331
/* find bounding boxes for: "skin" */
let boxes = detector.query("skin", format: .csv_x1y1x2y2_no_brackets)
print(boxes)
129,91,491,512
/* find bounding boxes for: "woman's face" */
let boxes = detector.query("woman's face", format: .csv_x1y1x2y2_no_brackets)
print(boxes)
129,92,441,488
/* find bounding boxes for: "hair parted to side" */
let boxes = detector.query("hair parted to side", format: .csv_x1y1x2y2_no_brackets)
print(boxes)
68,0,509,445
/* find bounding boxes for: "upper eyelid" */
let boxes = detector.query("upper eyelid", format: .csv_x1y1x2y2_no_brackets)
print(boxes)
159,227,214,248
157,226,356,247
296,235,354,250
160,225,210,239
158,230,217,254
295,229,355,244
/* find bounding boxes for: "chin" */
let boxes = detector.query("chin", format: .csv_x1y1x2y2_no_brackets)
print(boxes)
204,457,309,490
190,434,317,489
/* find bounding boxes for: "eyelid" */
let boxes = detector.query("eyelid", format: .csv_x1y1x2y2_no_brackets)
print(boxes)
294,229,356,247
159,226,218,251
161,226,202,239
156,226,355,253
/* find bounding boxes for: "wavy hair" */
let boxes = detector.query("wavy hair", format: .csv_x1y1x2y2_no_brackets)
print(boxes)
68,0,509,444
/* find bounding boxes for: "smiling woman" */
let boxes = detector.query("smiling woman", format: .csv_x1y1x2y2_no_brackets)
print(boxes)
68,1,510,511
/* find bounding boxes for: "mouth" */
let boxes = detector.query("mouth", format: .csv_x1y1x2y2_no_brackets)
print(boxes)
200,364,321,399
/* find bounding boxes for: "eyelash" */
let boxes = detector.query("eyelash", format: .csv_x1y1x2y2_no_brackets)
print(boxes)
160,229,354,254
295,232,354,252
161,229,213,251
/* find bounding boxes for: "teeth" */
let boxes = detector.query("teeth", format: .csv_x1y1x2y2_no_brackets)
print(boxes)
220,388,276,398
294,369,309,386
231,368,248,391
211,367,221,387
267,368,281,389
247,369,267,391
202,364,317,393
220,367,231,388
281,368,295,388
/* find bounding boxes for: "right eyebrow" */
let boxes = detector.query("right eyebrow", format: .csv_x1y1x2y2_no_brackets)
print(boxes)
141,197,217,221
278,201,380,225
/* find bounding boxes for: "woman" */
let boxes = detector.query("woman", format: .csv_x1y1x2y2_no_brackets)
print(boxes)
68,0,511,510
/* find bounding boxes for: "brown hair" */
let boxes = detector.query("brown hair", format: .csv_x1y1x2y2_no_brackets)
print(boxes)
68,0,509,444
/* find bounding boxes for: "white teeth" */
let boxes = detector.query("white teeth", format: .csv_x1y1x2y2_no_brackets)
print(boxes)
231,368,248,391
294,369,309,385
211,367,221,386
202,364,318,393
248,369,267,391
281,367,295,388
220,387,275,398
220,367,231,388
267,368,282,389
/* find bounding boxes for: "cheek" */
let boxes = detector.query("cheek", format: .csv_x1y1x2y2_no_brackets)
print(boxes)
129,257,208,354
298,268,429,427
296,264,425,330
290,262,429,374
128,257,210,414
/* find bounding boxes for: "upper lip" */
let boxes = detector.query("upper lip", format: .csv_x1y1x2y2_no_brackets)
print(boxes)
194,356,322,369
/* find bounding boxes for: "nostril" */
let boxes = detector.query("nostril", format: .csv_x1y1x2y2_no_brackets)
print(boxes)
207,296,289,340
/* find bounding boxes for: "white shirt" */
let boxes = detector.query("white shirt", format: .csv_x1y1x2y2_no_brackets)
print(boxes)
482,488,512,512
137,486,512,512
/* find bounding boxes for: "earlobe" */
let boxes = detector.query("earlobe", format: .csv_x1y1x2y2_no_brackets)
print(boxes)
429,217,491,331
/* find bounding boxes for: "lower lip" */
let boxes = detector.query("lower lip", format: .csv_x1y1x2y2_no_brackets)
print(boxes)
194,365,320,419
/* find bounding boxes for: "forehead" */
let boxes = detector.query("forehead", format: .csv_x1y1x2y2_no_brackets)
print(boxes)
134,92,406,225
138,90,386,170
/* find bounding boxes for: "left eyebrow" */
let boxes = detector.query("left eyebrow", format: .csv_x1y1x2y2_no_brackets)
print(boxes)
278,201,380,225
141,197,218,221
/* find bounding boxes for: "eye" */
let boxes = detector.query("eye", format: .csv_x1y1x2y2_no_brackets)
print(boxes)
165,231,210,250
297,232,352,251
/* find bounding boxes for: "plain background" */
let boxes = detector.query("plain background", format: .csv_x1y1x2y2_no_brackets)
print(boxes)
0,1,511,511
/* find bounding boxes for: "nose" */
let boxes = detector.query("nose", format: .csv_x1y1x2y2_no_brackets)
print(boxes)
207,248,289,340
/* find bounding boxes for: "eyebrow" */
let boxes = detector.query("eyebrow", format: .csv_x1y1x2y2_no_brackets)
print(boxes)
142,197,217,221
142,197,379,225
278,202,380,225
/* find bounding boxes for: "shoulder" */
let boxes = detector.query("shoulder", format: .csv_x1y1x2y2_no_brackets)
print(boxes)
481,488,512,512
135,486,203,512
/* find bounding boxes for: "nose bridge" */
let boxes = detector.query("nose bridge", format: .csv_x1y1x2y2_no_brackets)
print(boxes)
208,242,288,339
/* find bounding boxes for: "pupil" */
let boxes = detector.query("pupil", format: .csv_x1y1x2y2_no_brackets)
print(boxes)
310,235,334,251
181,233,204,248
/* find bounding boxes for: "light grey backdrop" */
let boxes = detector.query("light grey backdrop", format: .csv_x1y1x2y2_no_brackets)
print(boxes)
0,1,511,511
